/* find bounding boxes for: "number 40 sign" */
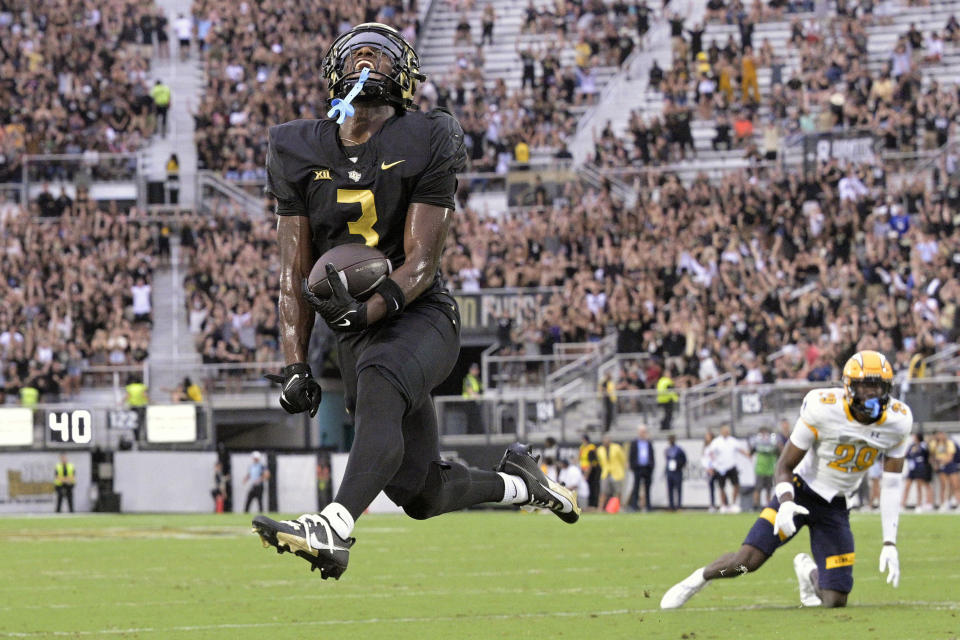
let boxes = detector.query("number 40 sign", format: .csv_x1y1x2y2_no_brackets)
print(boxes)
48,410,93,444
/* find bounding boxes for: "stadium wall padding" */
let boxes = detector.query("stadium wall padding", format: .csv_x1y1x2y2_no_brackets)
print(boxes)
0,452,92,513
114,451,218,512
276,454,318,514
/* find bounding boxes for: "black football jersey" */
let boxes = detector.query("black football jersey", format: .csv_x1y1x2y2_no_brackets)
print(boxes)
265,109,467,279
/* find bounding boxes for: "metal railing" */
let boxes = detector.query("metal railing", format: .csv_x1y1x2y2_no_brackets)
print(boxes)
23,152,144,208
920,345,960,376
435,377,960,444
196,171,264,217
482,353,586,392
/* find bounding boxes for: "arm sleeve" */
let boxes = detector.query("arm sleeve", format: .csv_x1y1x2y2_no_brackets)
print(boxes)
410,110,467,210
264,127,308,217
880,471,903,544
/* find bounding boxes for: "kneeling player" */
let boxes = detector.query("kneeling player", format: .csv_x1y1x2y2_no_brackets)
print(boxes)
661,351,910,608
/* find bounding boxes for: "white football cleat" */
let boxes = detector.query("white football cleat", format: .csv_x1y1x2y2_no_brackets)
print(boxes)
660,567,708,609
793,553,822,607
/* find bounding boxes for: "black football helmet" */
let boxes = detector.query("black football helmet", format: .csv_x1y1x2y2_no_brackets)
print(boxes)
322,23,425,112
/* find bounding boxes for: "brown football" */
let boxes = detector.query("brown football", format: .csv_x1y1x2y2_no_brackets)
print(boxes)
307,244,392,300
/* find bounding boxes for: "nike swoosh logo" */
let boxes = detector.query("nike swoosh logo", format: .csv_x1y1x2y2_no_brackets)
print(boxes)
380,160,405,170
336,318,352,327
393,299,400,311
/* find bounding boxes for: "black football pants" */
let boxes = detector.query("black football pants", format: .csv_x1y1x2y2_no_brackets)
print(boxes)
334,290,503,521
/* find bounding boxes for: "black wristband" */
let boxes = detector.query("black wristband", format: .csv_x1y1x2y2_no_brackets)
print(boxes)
374,278,406,317
284,362,312,377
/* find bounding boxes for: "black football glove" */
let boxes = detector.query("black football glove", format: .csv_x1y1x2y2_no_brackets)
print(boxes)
263,362,322,416
302,264,368,333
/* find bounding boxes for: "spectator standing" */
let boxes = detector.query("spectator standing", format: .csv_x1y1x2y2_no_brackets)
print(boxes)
664,434,687,511
596,434,627,512
706,425,749,513
481,4,496,46
174,13,192,59
656,368,679,430
558,458,587,505
131,278,152,325
628,425,655,511
155,8,170,59
741,45,759,103
166,154,180,205
243,451,269,513
600,372,617,431
151,80,172,138
902,433,933,511
750,426,780,509
54,454,76,513
931,431,959,510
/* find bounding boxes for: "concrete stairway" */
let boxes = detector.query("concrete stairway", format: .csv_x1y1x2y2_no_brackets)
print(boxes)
141,0,205,207
147,236,201,397
418,0,623,157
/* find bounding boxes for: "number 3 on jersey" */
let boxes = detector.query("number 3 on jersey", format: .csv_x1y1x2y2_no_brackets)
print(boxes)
827,443,878,473
338,189,379,247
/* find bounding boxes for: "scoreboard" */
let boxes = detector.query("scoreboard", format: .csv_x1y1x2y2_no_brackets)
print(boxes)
0,406,199,447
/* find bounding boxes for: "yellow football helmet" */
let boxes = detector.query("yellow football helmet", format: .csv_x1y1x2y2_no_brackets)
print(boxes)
842,350,894,424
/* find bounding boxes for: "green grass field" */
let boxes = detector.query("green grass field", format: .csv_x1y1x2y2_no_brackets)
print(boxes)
0,511,958,639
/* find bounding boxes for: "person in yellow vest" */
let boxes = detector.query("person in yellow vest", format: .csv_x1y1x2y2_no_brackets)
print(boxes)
657,368,680,431
462,363,481,398
579,433,601,510
126,375,149,442
600,372,617,431
462,363,482,434
596,434,627,512
55,454,76,513
151,79,172,137
20,384,39,408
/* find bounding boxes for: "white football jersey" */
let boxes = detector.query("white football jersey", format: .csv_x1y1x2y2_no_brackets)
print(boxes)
790,387,912,502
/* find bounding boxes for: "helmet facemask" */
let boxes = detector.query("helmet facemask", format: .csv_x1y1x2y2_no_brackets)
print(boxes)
322,24,424,112
845,377,892,424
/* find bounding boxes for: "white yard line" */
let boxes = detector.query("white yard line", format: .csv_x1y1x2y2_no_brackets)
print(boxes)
2,602,960,637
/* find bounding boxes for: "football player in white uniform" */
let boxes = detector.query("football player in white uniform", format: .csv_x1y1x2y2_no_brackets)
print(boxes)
661,351,911,609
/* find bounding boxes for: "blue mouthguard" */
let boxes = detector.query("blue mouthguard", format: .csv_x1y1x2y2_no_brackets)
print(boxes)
327,68,371,125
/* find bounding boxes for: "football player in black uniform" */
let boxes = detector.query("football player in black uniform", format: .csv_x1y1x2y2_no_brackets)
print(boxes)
252,23,580,579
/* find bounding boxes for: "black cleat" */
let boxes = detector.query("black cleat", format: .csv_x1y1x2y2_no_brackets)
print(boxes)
497,443,581,524
252,514,353,579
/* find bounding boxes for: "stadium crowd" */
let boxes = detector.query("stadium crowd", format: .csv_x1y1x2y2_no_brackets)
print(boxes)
180,206,281,368
0,0,165,183
189,0,657,176
592,0,960,168
188,0,420,177
443,163,960,386
0,198,157,404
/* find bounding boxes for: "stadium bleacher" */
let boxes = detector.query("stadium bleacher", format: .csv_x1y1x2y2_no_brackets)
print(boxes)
1,0,958,440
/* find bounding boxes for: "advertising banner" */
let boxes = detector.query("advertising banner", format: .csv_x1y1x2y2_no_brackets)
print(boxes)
0,452,92,513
